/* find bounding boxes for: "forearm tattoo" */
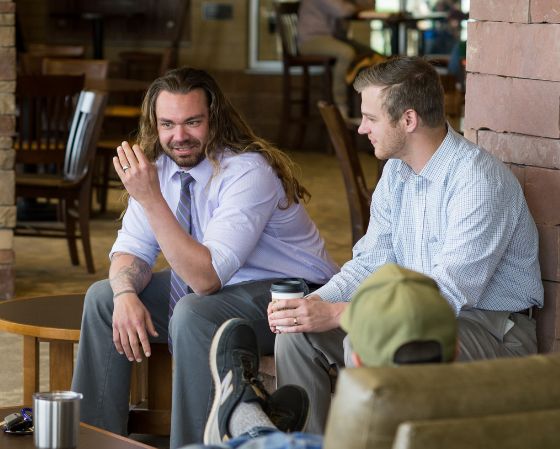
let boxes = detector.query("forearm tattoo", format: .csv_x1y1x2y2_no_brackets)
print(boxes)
110,254,151,296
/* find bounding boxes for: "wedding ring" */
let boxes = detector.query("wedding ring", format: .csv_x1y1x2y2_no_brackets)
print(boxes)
293,317,298,326
122,165,130,172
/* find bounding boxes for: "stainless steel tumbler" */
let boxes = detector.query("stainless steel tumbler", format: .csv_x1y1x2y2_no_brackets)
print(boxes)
33,391,83,449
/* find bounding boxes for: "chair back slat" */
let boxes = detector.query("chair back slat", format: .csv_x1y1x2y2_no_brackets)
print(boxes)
20,45,85,75
42,58,110,80
27,44,85,58
275,2,301,58
16,75,85,171
64,90,107,182
318,101,375,245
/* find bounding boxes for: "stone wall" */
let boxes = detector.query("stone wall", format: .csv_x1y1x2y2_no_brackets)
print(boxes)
464,0,560,351
0,0,14,300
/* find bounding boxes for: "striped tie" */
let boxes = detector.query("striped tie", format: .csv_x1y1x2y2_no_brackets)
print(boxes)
168,172,195,351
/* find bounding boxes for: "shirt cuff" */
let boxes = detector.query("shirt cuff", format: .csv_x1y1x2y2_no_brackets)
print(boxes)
313,282,348,303
207,243,241,287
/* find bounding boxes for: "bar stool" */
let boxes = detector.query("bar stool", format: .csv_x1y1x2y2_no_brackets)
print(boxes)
274,1,335,149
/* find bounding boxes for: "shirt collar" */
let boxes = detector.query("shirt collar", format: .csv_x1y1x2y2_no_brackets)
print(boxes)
161,154,214,188
395,125,458,183
419,125,459,182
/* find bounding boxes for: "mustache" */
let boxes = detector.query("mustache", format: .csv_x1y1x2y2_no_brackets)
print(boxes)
168,138,201,149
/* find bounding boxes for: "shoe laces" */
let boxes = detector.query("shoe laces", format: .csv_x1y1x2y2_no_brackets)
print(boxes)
240,355,269,402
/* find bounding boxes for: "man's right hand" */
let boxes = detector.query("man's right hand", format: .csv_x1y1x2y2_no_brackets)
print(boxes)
112,292,158,362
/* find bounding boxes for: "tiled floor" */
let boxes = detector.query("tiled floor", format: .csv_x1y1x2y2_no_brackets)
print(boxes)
0,148,378,447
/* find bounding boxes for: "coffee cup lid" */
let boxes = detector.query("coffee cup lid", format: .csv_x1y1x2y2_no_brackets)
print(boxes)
271,279,304,293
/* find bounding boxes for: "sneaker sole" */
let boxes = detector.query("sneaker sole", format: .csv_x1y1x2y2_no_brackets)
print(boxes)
204,319,238,445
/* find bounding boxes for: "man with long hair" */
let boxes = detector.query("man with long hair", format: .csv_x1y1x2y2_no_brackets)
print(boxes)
71,67,338,448
268,56,543,434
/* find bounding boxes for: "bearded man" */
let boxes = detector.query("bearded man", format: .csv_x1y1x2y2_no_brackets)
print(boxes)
71,67,338,448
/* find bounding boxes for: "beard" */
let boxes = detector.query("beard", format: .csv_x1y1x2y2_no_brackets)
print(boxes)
162,138,206,168
373,125,407,160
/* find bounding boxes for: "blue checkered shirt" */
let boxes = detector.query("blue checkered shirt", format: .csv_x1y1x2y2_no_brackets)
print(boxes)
316,127,544,314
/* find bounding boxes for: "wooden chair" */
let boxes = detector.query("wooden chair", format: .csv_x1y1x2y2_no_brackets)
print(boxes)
318,101,381,245
274,1,335,149
42,57,118,213
19,44,85,75
27,43,85,57
15,74,85,225
42,58,110,80
15,90,108,274
15,75,85,170
128,343,172,436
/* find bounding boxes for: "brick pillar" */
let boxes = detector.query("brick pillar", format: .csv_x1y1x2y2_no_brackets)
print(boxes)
0,1,15,300
464,0,560,351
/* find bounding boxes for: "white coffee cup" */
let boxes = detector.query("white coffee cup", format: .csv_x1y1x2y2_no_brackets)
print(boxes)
271,279,305,331
33,391,83,449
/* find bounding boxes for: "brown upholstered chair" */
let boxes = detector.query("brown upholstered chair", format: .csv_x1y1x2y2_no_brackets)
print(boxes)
318,101,382,245
274,1,335,149
15,90,108,274
324,354,560,449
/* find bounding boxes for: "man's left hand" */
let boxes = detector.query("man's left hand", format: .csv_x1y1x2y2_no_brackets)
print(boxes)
267,294,348,333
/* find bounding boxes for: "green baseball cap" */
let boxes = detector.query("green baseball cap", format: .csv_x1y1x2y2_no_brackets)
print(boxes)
340,263,457,366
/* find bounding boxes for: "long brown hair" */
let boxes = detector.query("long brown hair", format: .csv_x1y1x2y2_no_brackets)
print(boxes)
137,67,309,207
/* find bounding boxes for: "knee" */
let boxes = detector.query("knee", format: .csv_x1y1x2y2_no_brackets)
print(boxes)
169,293,218,341
83,279,114,319
334,45,356,67
171,293,206,325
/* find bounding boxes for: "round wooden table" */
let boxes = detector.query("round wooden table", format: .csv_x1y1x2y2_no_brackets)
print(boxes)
0,294,84,405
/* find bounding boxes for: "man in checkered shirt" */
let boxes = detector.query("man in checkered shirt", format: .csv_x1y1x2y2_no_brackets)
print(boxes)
268,56,544,435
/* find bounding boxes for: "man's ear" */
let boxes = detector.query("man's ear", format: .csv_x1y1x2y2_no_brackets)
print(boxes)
402,109,418,132
351,351,363,368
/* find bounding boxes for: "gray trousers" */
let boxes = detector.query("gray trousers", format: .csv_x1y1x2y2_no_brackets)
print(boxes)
274,308,538,435
71,271,277,448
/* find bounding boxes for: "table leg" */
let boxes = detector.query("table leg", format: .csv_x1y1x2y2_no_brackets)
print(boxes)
49,341,74,391
23,336,39,406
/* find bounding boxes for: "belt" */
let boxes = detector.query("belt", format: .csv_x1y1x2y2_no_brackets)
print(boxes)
304,281,324,293
516,308,533,318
